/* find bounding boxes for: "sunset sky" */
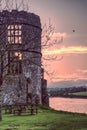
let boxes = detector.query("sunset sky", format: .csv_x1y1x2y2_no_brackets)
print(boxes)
29,0,87,87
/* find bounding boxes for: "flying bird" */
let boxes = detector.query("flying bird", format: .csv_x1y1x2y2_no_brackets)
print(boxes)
73,30,75,32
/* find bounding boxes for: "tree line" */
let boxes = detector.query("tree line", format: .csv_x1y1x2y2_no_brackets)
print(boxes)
48,86,87,97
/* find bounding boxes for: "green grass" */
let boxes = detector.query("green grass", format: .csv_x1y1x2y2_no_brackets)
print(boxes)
72,91,87,96
0,106,87,130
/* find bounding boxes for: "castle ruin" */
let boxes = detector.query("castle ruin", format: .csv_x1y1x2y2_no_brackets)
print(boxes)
0,9,49,106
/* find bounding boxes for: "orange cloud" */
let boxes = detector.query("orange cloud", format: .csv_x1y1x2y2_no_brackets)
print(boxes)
51,32,67,39
53,73,87,82
43,46,87,55
42,32,67,44
77,69,87,73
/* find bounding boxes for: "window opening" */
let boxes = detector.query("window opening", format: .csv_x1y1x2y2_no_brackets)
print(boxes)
8,51,22,74
7,25,22,44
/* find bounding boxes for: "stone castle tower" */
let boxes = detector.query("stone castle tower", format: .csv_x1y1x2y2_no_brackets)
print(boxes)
0,10,43,105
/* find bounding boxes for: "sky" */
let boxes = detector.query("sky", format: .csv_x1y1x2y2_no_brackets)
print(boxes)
28,0,87,88
1,0,87,88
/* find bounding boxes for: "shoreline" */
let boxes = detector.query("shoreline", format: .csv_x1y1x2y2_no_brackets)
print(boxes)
49,95,87,99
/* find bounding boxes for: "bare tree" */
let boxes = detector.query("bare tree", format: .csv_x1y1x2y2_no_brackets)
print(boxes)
41,21,63,80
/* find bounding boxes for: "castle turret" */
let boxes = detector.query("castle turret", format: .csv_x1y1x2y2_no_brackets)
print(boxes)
0,10,42,105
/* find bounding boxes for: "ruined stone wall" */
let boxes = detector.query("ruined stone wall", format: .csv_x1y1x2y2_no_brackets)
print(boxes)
41,79,49,106
0,10,42,105
2,75,26,105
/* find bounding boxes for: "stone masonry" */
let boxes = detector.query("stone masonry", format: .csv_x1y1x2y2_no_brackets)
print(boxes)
0,10,43,105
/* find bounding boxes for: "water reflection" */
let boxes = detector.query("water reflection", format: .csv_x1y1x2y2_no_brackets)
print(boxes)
50,97,87,114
